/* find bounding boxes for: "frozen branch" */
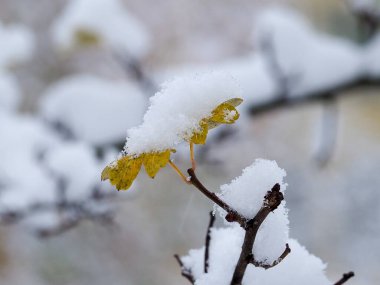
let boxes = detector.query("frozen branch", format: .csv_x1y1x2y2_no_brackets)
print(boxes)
248,76,380,117
0,193,116,238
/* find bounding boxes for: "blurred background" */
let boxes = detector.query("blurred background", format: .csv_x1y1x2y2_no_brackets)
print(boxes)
0,0,379,284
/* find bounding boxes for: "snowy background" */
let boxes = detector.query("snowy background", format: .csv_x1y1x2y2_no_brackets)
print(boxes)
0,0,379,284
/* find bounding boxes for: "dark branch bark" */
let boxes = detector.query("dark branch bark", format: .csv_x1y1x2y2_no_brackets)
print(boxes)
205,211,216,273
174,254,195,284
187,168,248,226
334,271,355,285
230,184,285,285
250,243,291,270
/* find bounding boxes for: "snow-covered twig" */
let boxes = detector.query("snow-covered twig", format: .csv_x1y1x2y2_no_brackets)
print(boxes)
184,168,290,285
333,271,355,285
248,76,380,116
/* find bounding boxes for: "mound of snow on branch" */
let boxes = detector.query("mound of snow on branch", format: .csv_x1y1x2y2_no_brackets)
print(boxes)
39,74,147,146
52,0,151,58
181,159,330,285
0,21,34,69
253,7,363,96
124,71,242,155
0,72,21,112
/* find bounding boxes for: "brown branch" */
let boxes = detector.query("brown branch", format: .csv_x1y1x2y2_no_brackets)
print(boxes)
187,168,248,226
334,271,355,285
250,243,291,270
174,254,195,284
230,184,285,285
204,211,216,273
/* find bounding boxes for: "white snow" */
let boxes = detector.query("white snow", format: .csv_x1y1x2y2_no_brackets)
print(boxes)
156,54,277,111
43,142,100,201
217,159,287,219
180,159,329,284
39,74,147,146
0,114,59,211
0,72,21,112
347,0,378,11
182,229,330,285
52,0,151,58
0,21,35,69
253,7,363,97
124,71,242,155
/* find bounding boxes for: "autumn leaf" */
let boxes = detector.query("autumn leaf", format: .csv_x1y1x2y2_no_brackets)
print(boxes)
74,29,100,46
190,120,209,145
143,150,171,178
208,103,239,126
101,155,143,190
224,98,243,107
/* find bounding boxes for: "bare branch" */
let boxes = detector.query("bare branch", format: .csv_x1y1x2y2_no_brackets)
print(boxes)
174,254,195,284
205,211,216,273
334,271,355,285
187,168,247,226
250,243,291,270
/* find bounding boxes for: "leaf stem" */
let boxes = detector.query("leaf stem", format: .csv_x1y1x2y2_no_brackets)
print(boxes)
169,161,191,184
190,142,196,170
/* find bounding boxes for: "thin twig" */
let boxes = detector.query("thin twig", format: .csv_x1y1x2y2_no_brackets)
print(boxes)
187,168,247,226
334,271,355,285
204,211,216,273
250,243,291,269
174,254,195,284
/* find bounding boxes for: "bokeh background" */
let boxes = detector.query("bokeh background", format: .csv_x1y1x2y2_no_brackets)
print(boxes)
0,0,379,284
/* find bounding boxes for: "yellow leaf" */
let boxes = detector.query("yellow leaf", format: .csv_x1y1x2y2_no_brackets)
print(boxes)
143,150,171,178
190,120,209,144
101,166,111,181
224,98,243,107
102,156,143,190
208,103,240,125
74,29,100,46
